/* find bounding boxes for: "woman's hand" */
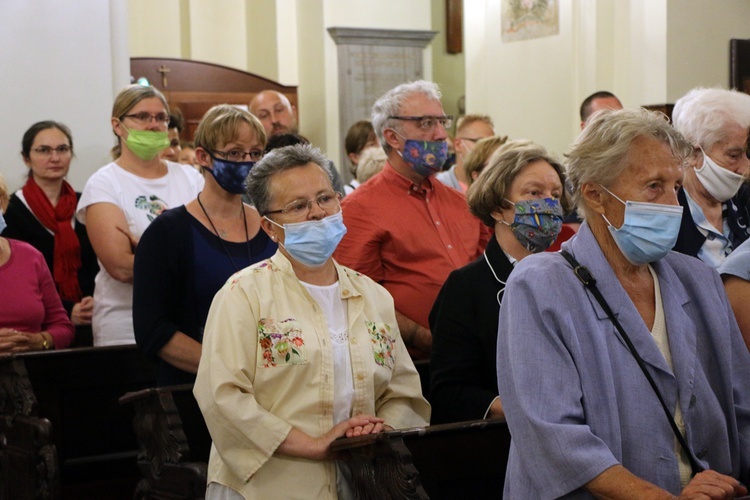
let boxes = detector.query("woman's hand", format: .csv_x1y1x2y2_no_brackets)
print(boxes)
677,470,747,499
71,296,94,326
345,414,390,437
0,328,31,353
277,415,385,461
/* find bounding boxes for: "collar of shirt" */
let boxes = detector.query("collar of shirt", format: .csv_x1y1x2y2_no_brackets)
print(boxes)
269,250,363,300
381,161,436,196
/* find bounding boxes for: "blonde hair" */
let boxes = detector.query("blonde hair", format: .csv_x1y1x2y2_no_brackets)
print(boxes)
194,104,267,154
110,85,170,159
464,135,509,187
356,146,387,184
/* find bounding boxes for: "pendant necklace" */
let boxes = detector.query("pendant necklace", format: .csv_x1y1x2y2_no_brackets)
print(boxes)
197,192,252,272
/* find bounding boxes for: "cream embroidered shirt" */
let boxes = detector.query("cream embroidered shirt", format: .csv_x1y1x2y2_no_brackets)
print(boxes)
193,250,430,499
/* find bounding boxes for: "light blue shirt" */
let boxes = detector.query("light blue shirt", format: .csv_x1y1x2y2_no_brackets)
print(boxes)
684,189,732,268
496,222,750,498
718,238,750,281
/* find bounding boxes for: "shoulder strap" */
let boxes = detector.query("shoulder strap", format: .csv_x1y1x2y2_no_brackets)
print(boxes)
559,250,704,476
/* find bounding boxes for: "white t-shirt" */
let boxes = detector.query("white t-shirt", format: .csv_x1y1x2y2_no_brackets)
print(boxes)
76,161,204,346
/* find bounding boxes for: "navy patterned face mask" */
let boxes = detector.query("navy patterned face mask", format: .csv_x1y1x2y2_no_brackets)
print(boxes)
206,155,255,194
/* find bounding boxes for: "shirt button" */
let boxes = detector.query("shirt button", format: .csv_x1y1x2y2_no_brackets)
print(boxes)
435,221,441,226
351,337,357,344
447,244,453,249
357,374,365,381
342,289,350,297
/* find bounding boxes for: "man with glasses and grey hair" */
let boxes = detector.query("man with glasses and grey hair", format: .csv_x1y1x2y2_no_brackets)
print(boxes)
334,80,492,358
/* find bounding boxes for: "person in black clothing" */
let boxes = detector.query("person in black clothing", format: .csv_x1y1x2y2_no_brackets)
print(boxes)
428,141,570,424
133,105,276,385
3,121,99,345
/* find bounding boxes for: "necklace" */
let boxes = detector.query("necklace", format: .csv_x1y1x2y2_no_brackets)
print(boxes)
197,192,252,272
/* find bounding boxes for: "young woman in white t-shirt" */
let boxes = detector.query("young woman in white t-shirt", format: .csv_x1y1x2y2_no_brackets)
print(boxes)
76,85,203,346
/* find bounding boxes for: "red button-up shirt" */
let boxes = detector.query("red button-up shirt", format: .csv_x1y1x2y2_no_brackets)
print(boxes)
335,162,492,330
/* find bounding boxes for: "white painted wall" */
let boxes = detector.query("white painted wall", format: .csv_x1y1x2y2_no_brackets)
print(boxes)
128,0,182,58
0,0,130,193
666,0,750,101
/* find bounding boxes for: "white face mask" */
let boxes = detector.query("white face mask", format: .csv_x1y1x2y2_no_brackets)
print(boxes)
695,149,746,202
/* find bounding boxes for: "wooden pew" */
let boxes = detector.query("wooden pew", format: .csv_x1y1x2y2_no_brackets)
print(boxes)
0,346,157,499
331,418,511,499
0,355,59,500
119,385,209,500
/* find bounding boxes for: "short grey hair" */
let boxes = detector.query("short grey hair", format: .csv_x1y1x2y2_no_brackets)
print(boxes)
245,144,332,215
566,107,693,219
672,87,750,150
371,80,442,153
467,141,570,227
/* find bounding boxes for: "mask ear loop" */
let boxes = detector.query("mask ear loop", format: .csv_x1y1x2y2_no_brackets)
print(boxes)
483,251,506,306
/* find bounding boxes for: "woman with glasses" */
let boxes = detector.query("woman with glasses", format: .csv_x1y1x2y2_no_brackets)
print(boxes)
133,105,276,386
194,143,429,499
76,85,204,347
3,121,99,345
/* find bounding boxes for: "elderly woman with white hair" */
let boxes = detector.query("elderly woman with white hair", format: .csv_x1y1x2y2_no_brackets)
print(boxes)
194,144,429,499
671,87,750,267
496,108,750,498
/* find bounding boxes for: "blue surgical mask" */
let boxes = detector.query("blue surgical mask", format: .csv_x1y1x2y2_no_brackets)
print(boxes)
600,186,683,265
0,212,6,235
265,211,347,267
394,131,448,177
501,198,563,253
206,155,255,194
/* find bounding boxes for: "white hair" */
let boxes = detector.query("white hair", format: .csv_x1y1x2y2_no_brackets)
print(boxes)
371,80,442,153
672,87,750,149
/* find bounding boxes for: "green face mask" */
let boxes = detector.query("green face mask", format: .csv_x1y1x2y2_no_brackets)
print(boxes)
122,125,170,161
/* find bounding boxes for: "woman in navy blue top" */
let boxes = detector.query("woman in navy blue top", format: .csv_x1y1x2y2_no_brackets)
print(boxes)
133,105,276,385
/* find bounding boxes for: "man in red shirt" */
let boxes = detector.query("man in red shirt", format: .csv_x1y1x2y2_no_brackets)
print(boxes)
334,80,491,358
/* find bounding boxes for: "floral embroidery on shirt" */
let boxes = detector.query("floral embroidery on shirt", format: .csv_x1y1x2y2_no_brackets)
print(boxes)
366,321,395,370
257,318,306,367
250,260,279,273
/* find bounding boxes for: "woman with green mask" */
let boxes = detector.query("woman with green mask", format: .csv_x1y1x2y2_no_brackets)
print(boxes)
76,84,204,347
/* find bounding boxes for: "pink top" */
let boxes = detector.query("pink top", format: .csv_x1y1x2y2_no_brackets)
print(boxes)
0,239,74,349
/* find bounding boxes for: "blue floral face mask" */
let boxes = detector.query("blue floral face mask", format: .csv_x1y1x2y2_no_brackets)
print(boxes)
600,185,683,265
394,131,448,177
207,155,255,194
501,198,563,253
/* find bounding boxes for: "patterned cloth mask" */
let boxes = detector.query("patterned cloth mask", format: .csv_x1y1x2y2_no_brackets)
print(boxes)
206,155,256,194
395,133,448,177
501,198,563,253
122,125,170,161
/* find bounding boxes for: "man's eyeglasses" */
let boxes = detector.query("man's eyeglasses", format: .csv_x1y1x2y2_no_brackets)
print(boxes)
121,112,170,125
212,149,264,162
264,192,341,218
33,145,72,156
389,115,454,131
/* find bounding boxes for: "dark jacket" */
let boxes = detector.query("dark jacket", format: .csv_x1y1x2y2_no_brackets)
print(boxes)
428,235,513,424
674,185,750,258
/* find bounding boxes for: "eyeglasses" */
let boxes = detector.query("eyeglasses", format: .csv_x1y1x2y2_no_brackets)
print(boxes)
212,149,264,162
264,191,341,218
33,145,72,156
389,115,454,131
121,112,170,125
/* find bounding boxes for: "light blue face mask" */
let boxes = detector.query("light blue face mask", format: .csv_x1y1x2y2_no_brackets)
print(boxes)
0,212,6,234
265,211,347,267
600,186,683,265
